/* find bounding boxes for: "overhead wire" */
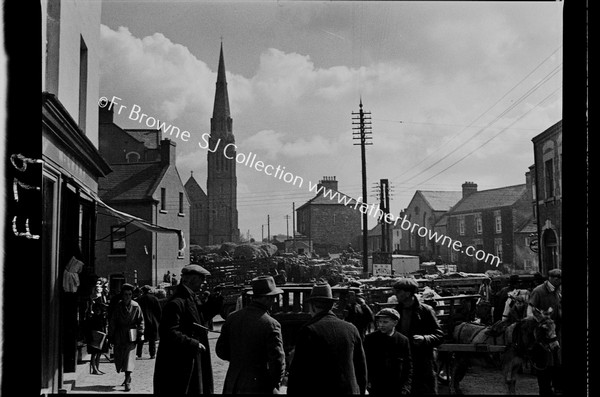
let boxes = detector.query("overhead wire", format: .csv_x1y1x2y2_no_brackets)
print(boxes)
389,45,563,182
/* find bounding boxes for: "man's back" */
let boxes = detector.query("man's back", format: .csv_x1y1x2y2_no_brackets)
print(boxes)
216,302,285,394
287,310,367,395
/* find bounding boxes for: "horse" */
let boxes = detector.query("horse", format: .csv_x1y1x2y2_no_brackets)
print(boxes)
447,307,558,395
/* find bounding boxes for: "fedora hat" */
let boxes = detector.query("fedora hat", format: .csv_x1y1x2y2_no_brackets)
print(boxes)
308,283,339,302
247,276,284,296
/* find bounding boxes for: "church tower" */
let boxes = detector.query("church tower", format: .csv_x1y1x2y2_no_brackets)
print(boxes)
207,43,239,244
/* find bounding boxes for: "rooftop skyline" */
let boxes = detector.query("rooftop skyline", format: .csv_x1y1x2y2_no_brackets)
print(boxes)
99,0,563,241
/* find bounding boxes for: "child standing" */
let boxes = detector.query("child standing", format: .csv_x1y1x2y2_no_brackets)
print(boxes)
364,308,412,395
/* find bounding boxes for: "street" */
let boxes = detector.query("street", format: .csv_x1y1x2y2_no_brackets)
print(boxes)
68,318,539,395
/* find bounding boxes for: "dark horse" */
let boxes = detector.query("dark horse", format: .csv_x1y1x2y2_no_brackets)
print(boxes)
448,307,559,394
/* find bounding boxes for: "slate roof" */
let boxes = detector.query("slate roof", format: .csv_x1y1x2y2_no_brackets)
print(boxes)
99,162,167,201
124,129,160,149
184,174,207,198
449,184,527,213
516,216,538,234
296,188,358,210
419,191,463,212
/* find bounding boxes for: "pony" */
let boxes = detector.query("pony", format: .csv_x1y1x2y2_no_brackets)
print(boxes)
447,307,558,394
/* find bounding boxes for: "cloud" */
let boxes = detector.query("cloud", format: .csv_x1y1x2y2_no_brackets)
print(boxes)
100,25,215,123
241,129,339,159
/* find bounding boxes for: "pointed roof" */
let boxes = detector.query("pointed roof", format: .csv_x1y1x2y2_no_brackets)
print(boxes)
99,162,168,202
418,191,463,212
212,42,230,120
184,172,207,199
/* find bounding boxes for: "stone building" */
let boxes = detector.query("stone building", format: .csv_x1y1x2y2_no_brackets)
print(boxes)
531,120,562,273
40,0,112,391
443,181,533,273
296,176,361,255
96,111,190,289
186,43,239,245
399,190,463,261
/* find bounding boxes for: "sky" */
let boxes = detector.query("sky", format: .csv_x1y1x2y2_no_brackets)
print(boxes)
98,0,563,242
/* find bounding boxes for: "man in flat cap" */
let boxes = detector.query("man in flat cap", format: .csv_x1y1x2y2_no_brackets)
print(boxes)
392,277,444,395
287,283,367,395
528,268,562,395
153,264,217,395
216,275,286,394
135,285,162,359
364,308,412,395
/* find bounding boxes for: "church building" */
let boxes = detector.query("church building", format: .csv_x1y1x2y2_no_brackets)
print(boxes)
186,43,239,245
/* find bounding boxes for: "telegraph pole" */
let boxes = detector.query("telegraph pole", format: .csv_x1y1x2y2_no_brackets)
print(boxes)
380,179,390,253
284,215,291,239
267,215,271,242
352,98,372,274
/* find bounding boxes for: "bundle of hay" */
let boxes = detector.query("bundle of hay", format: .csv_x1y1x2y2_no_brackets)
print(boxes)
234,243,265,259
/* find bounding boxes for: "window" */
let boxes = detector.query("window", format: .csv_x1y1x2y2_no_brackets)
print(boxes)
415,206,420,215
494,210,502,233
78,36,88,132
126,152,140,163
111,225,127,253
160,188,166,212
545,159,554,198
475,214,482,234
459,216,465,235
179,192,184,215
494,238,503,263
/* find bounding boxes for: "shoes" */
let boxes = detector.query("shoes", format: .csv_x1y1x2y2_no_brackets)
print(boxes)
150,355,155,359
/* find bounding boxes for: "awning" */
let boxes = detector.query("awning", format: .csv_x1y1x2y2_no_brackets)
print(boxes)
85,187,186,251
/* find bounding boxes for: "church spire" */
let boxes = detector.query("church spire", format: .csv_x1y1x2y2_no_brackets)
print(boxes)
212,42,231,121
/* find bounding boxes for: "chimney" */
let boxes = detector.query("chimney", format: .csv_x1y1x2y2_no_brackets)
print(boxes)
525,170,533,202
462,181,478,198
160,139,176,165
317,176,338,192
99,101,114,124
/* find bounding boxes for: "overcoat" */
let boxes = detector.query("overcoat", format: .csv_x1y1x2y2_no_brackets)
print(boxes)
136,293,162,341
153,284,214,395
287,310,368,395
215,301,286,394
108,300,144,373
364,330,413,395
394,299,444,395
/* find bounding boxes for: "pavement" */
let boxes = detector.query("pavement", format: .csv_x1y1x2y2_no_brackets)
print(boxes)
66,316,228,394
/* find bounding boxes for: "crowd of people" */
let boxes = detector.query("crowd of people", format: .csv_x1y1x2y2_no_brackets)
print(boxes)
80,266,561,395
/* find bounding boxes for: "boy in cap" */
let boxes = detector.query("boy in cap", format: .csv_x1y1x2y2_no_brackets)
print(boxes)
364,308,412,395
393,277,444,395
287,282,367,395
216,275,286,394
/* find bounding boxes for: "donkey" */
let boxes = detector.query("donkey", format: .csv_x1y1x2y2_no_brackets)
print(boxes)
448,307,558,394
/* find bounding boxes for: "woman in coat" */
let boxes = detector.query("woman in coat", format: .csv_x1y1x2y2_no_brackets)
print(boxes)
85,278,109,375
108,283,145,391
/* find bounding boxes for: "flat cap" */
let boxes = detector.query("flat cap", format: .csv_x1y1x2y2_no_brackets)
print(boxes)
181,264,211,277
392,278,419,293
375,308,400,321
548,268,562,277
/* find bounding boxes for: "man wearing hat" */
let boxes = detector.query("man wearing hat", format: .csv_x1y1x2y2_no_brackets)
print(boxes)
364,308,412,395
287,283,367,395
135,285,162,359
215,275,286,394
528,268,562,395
153,264,216,395
392,277,444,395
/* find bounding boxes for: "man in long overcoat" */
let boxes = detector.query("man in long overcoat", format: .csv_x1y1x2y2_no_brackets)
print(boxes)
136,285,162,359
215,276,286,394
393,278,444,395
287,283,368,395
153,265,215,395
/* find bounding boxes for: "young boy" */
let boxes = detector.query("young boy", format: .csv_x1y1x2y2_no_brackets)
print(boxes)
364,308,412,395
